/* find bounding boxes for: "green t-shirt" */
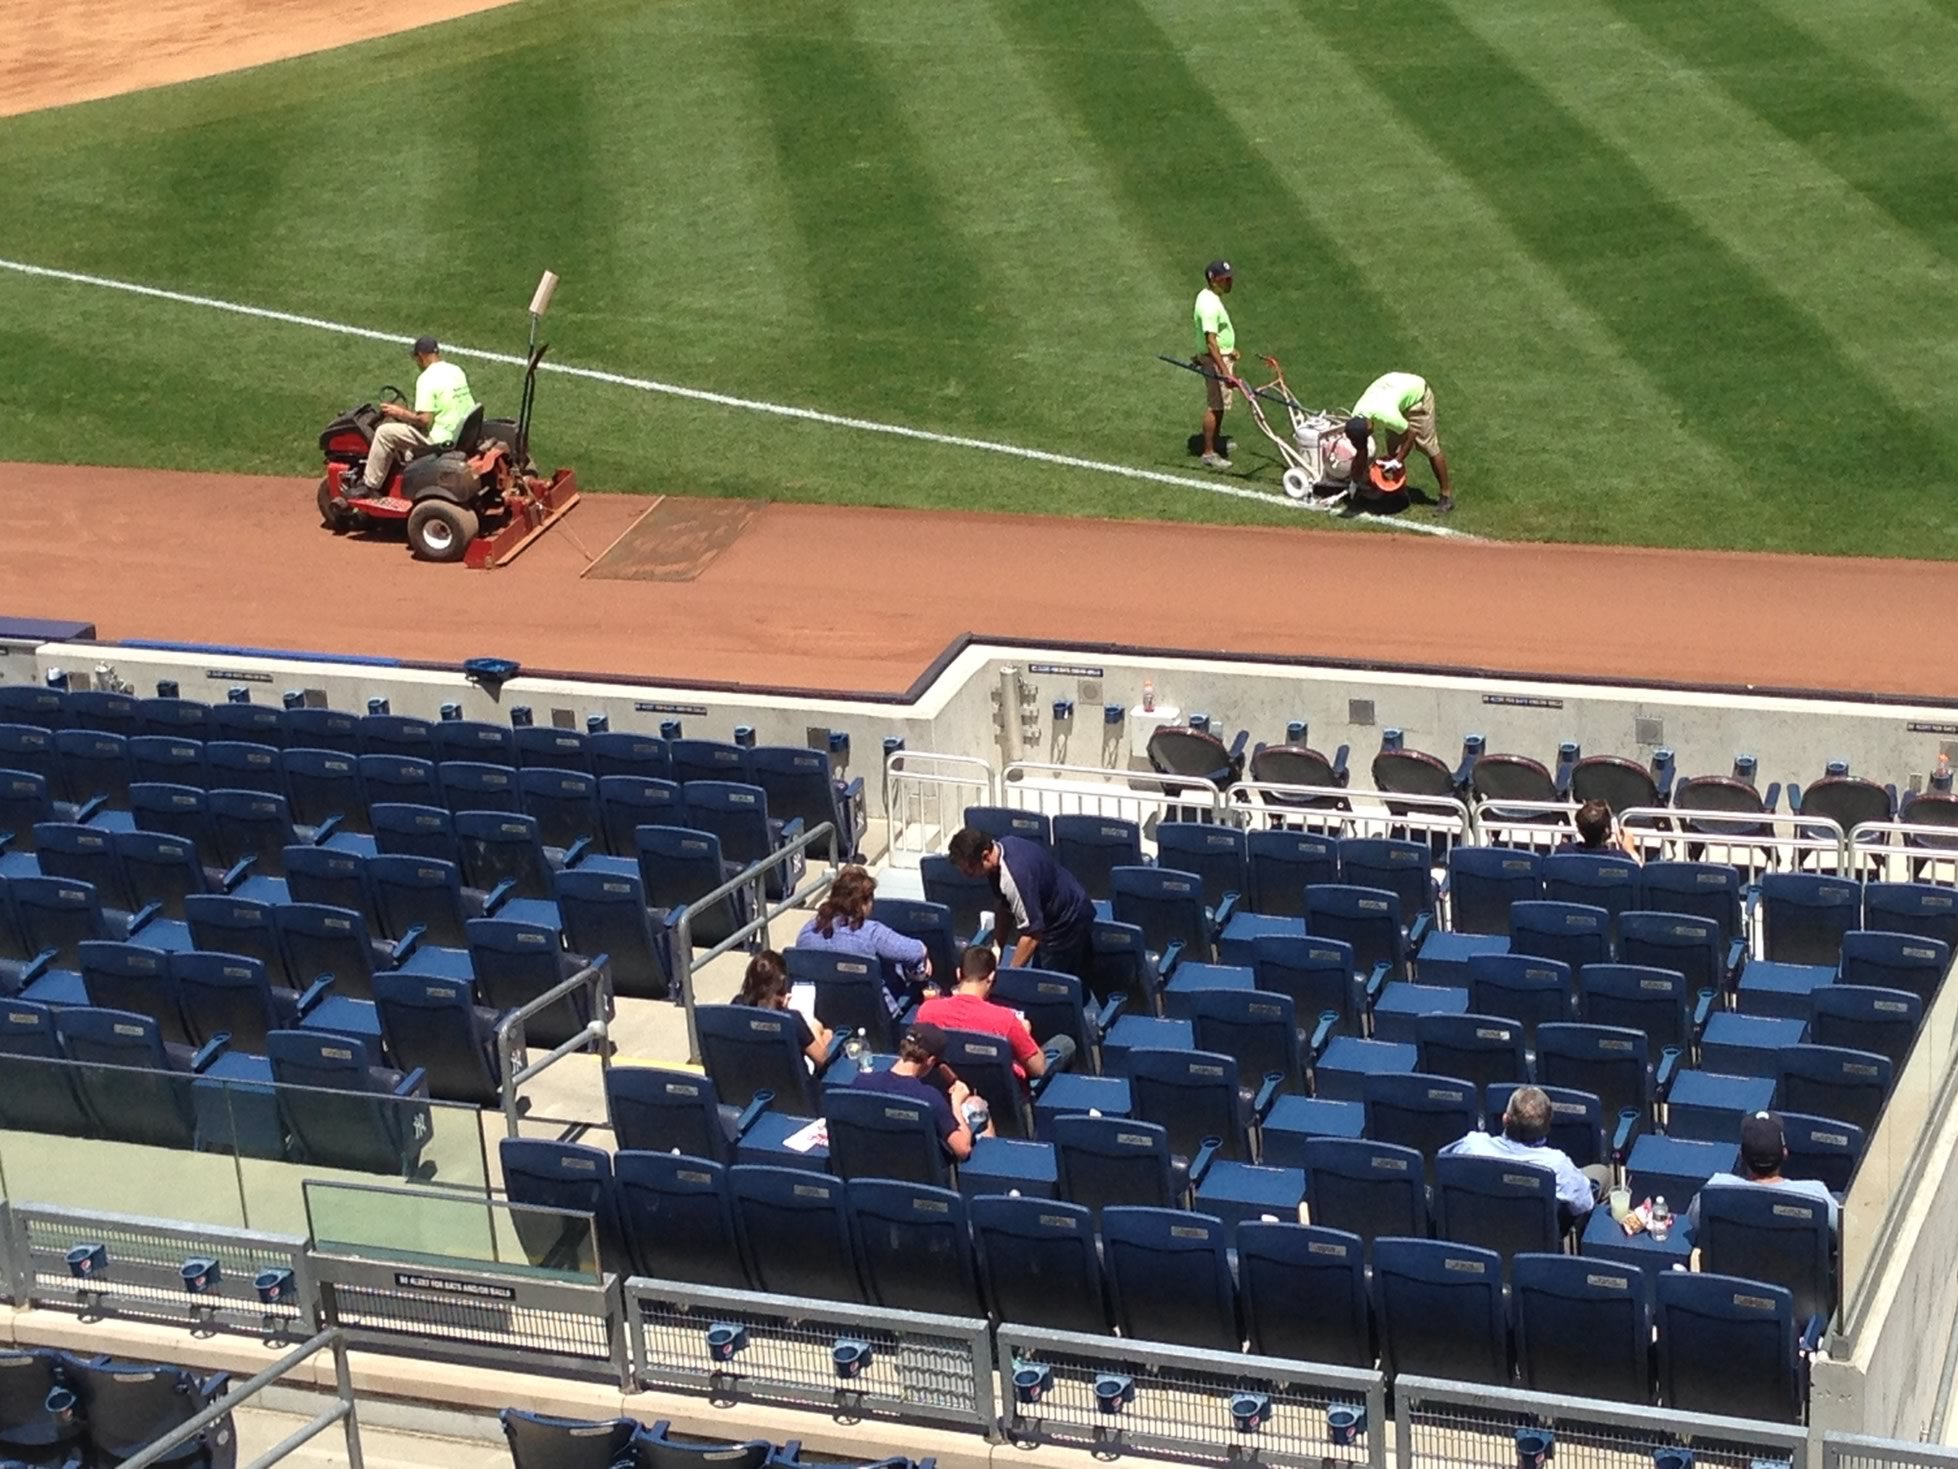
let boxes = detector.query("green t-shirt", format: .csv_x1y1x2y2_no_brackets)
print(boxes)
414,359,478,446
1353,372,1427,434
1194,288,1235,356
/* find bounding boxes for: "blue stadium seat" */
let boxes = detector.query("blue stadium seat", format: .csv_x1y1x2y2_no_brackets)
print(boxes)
355,755,440,808
991,964,1114,1062
1509,901,1610,974
1864,881,1958,951
10,874,163,971
499,1410,634,1469
435,761,521,818
274,901,403,1003
281,748,368,841
207,789,309,880
670,739,751,788
1777,1043,1892,1133
114,829,232,922
0,687,66,730
1446,846,1541,935
1617,911,1734,1001
1305,884,1410,983
53,730,133,811
1127,1045,1267,1162
1655,1272,1806,1422
1101,1206,1239,1351
1298,1137,1427,1245
369,855,499,950
0,721,61,786
729,1165,864,1303
373,971,504,1105
1781,1112,1866,1194
1155,822,1248,912
77,940,190,1045
940,1028,1037,1139
1415,1012,1527,1092
962,805,1049,848
1434,1152,1563,1261
1512,1253,1649,1402
517,768,601,859
1372,1237,1509,1384
751,746,864,864
1696,1180,1835,1328
1838,929,1950,1006
847,1178,982,1315
207,701,285,748
285,844,380,935
1,770,86,855
1540,852,1642,942
970,1194,1105,1332
920,855,993,945
1464,951,1574,1047
683,782,804,901
1235,1222,1371,1366
629,1423,771,1469
282,707,362,755
55,1006,217,1149
432,720,515,767
555,868,673,1000
1245,828,1338,918
593,776,685,862
1363,1071,1479,1178
1340,839,1437,930
69,1357,235,1469
457,811,572,902
695,1003,827,1112
0,999,94,1135
1762,873,1860,966
1639,861,1745,948
358,714,435,760
786,949,897,1052
171,950,298,1053
1536,1022,1659,1124
589,733,673,782
1052,1114,1182,1218
1252,933,1365,1037
1051,816,1143,903
128,782,220,869
514,726,592,773
1811,984,1921,1068
1580,962,1709,1056
468,917,599,1048
1191,985,1307,1095
635,825,744,950
1088,917,1164,1017
1485,1083,1608,1170
825,1085,951,1188
605,1065,757,1163
499,1138,624,1274
33,822,136,918
1112,865,1217,965
0,879,56,991
613,1150,747,1288
0,1346,90,1462
268,1029,430,1177
204,740,284,797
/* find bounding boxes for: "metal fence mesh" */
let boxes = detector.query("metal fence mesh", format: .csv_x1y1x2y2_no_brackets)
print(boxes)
1824,1446,1958,1469
327,1279,613,1362
634,1294,989,1428
1406,1399,1799,1469
1002,1339,1376,1468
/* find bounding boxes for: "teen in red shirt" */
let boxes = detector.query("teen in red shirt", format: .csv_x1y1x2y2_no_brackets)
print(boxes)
917,947,1048,1083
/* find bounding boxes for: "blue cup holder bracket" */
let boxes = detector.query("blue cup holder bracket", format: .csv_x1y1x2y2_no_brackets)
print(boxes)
1093,1373,1135,1416
1327,1402,1367,1448
832,1338,873,1380
705,1322,748,1364
1012,1362,1054,1407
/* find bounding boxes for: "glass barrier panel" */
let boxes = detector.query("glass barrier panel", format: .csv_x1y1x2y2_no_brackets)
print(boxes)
304,1179,601,1284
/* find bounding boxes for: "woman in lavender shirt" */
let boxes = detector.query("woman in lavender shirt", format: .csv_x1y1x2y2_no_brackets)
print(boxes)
795,866,931,1011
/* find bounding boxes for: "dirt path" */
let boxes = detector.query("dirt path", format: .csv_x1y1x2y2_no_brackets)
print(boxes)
0,0,521,119
6,462,1956,702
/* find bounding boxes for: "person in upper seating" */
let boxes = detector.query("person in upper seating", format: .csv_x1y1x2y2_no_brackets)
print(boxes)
1557,798,1642,860
794,864,930,1012
1441,1084,1597,1224
848,1022,991,1161
1688,1110,1840,1230
733,948,831,1068
947,825,1097,983
917,946,1073,1090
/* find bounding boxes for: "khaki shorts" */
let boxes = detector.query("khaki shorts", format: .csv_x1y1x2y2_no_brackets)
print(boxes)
1404,385,1441,457
1202,351,1239,412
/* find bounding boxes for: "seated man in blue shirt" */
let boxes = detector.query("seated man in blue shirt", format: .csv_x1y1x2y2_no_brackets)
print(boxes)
1440,1084,1597,1224
848,1022,991,1162
946,826,1097,982
1688,1110,1840,1231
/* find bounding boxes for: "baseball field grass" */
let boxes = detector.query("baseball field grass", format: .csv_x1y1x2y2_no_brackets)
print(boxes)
1,0,1955,553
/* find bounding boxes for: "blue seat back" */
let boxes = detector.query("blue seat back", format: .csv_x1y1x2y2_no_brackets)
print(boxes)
283,708,362,754
285,844,379,934
1616,910,1724,996
1434,1152,1562,1260
1252,934,1359,1032
33,822,133,912
466,918,592,1047
356,755,440,807
1638,861,1744,947
358,714,435,760
266,1030,426,1176
604,1065,733,1162
1372,1237,1509,1384
208,789,298,875
0,687,66,730
1155,823,1248,911
432,720,515,767
1297,1137,1428,1245
517,768,600,852
555,867,669,1000
1415,1012,1527,1092
10,875,112,966
1235,1222,1370,1366
1838,929,1950,1006
53,1007,197,1149
112,829,209,920
847,1179,981,1315
970,1195,1105,1333
1464,952,1573,1044
919,855,993,945
785,947,892,1051
0,998,93,1134
867,898,959,999
1089,917,1162,1016
728,1164,864,1303
1811,984,1921,1067
634,825,742,948
1485,1084,1607,1170
1655,1272,1800,1422
1762,873,1860,966
679,781,782,872
368,855,472,949
281,748,366,833
498,1138,623,1274
940,1028,1030,1140
588,734,672,782
499,1410,633,1469
1363,1071,1479,1176
751,746,854,859
455,811,554,900
1339,838,1436,922
1580,962,1696,1052
1246,828,1339,918
825,1085,950,1189
1190,986,1304,1093
436,761,521,817
1052,1114,1178,1219
0,723,60,786
694,1003,820,1112
1864,882,1958,951
77,941,188,1045
613,1150,746,1288
1051,816,1143,902
208,702,286,747
69,1357,230,1465
1540,852,1642,939
670,739,750,788
275,902,380,1001
1125,1046,1248,1160
374,971,500,1106
204,740,283,796
1697,1181,1835,1327
127,782,218,869
170,950,286,1052
1447,846,1542,935
596,777,686,858
962,805,1049,847
1509,901,1610,974
1304,884,1407,981
514,726,591,773
1535,1022,1652,1120
1512,1253,1649,1402
1101,1206,1239,1351
53,730,132,807
1777,1043,1892,1133
1780,1111,1866,1195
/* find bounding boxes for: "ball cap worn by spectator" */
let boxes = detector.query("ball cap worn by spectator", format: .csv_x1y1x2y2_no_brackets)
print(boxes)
905,1021,949,1059
1741,1110,1787,1173
411,335,439,356
1205,259,1233,281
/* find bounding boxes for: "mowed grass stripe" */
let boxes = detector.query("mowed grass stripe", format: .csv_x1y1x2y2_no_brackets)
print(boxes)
1759,0,1958,134
743,2,1017,431
1598,0,1958,266
1297,0,1945,550
1163,0,1742,545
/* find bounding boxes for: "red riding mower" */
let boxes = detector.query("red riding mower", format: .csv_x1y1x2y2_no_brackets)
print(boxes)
316,343,579,566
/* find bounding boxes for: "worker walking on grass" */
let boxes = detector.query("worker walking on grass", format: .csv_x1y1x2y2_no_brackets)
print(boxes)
1192,260,1244,470
352,336,479,498
1347,370,1454,514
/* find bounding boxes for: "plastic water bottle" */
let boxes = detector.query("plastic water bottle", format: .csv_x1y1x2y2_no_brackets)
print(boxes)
1649,1195,1672,1242
962,1097,991,1133
844,1028,867,1061
1142,679,1156,714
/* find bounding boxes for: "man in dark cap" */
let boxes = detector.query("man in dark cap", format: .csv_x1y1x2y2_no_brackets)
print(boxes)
1192,259,1243,470
351,335,479,498
847,1022,990,1161
1687,1111,1840,1230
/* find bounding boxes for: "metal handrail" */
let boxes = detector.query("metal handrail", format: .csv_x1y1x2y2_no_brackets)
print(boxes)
496,959,614,1138
1849,818,1958,858
1615,804,1848,870
674,820,841,1060
1001,759,1229,821
883,748,995,867
1226,779,1475,837
121,1327,363,1469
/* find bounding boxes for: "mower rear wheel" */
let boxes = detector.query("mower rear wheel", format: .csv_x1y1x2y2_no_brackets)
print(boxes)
406,501,479,563
317,478,350,531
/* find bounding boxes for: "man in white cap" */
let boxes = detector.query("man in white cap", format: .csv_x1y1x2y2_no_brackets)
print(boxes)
352,335,478,498
1192,259,1243,470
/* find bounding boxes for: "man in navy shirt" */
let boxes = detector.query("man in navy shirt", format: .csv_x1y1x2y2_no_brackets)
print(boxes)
849,1023,985,1161
947,826,1097,981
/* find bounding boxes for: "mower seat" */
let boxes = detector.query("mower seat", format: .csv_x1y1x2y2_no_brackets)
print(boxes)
451,405,486,456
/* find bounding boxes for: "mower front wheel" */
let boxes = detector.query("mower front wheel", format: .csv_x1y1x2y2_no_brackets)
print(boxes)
317,478,350,532
406,501,479,563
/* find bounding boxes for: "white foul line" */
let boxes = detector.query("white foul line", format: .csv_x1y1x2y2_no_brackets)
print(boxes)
0,256,1469,540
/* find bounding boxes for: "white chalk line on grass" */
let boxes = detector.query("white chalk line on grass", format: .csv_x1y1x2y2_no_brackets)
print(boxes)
0,256,1470,540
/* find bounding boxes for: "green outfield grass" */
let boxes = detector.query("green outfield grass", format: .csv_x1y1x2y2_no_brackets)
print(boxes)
1,0,1955,553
